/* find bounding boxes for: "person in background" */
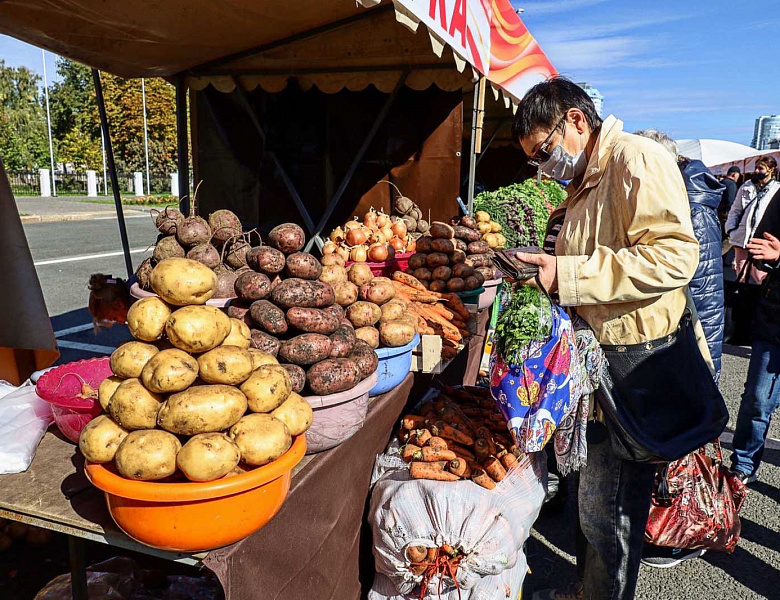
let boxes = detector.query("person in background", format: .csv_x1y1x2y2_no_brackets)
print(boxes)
721,166,741,214
731,185,780,484
513,78,701,600
726,157,779,279
633,129,725,568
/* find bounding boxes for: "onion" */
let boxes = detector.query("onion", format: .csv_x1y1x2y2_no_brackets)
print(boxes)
406,238,416,253
330,226,345,244
350,245,368,262
381,225,394,241
323,241,337,255
364,210,378,228
336,245,350,262
344,219,362,231
346,228,368,246
386,245,396,261
376,211,390,228
390,237,405,252
370,231,387,244
391,219,408,238
368,242,389,262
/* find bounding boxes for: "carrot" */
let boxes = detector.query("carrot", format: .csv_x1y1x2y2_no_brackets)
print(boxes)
474,438,491,460
484,457,508,482
401,444,421,463
446,441,476,461
410,462,461,481
432,421,474,446
410,564,428,575
430,303,455,321
426,436,448,450
426,547,439,561
402,415,427,430
398,428,410,443
451,318,468,330
409,428,432,447
464,385,491,398
406,545,429,563
471,468,497,490
440,544,457,557
448,458,472,478
441,346,458,360
392,281,440,303
414,447,457,462
443,293,470,321
458,328,471,339
392,271,427,291
417,305,462,341
500,452,518,470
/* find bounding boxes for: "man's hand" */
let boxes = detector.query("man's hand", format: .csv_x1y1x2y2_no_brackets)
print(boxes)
747,233,780,262
517,251,558,293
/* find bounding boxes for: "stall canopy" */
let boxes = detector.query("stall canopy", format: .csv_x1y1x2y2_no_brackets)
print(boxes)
677,139,767,168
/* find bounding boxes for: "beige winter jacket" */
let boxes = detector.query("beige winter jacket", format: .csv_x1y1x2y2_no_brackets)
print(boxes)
553,116,706,353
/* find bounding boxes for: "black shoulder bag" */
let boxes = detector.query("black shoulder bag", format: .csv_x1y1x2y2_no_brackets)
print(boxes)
595,310,728,463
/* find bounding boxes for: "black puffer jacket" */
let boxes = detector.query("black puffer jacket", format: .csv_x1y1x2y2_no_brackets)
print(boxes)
752,188,780,345
680,159,725,377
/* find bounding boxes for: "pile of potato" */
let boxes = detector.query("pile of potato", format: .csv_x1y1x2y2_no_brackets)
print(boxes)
404,222,491,293
222,223,380,396
79,257,314,482
135,208,256,299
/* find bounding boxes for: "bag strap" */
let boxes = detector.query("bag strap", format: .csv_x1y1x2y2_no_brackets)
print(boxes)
712,438,724,464
736,258,753,283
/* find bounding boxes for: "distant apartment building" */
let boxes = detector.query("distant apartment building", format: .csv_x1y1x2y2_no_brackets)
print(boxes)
578,83,604,117
752,115,780,150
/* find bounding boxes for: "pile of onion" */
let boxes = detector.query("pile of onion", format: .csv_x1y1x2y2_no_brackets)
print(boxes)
325,208,415,262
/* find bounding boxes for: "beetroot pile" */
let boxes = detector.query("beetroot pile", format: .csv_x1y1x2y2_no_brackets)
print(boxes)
227,223,379,397
136,208,254,299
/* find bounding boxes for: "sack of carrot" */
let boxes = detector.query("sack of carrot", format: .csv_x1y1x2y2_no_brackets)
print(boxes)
368,386,545,598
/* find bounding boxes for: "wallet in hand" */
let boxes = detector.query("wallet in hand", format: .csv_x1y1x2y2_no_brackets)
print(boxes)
491,247,544,280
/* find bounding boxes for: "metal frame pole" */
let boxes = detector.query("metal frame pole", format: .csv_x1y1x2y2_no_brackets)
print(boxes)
92,68,133,278
466,78,482,215
141,78,151,196
176,76,190,215
68,536,88,600
41,49,57,197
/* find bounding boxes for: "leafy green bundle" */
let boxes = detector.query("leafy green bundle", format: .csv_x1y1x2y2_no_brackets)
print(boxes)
494,285,552,360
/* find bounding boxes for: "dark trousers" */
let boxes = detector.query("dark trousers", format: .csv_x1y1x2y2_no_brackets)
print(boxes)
574,422,656,600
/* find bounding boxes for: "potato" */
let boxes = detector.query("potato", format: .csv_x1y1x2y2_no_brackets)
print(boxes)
408,253,428,270
234,271,271,302
115,430,181,481
321,253,346,267
78,415,128,463
415,236,433,253
267,223,305,254
126,297,171,342
475,267,495,282
426,253,450,268
348,340,379,379
332,281,359,307
475,210,491,223
197,346,254,385
429,280,447,293
452,263,474,279
454,238,468,253
108,379,163,430
379,320,416,347
453,225,481,243
432,266,452,281
176,433,241,482
307,359,361,396
280,364,306,393
285,252,322,280
247,246,286,275
240,364,292,412
429,222,455,239
346,301,381,328
150,257,218,306
229,414,292,466
98,375,124,411
329,324,357,358
411,267,432,281
140,349,199,393
158,385,248,435
355,326,380,349
465,253,493,269
226,301,252,326
166,305,231,353
482,233,500,249
446,278,466,292
319,265,347,285
451,250,467,265
347,263,374,287
463,276,481,291
490,221,503,233
278,333,332,366
359,279,396,305
250,299,288,335
248,348,279,369
270,392,313,436
431,238,455,254
270,279,335,309
222,317,252,348
250,329,281,356
477,221,492,235
380,301,406,323
110,341,159,379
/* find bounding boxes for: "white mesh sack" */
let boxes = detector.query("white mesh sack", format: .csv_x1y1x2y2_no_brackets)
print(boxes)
369,445,545,597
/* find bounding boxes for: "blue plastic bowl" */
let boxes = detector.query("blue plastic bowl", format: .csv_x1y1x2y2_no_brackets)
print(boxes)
370,334,420,397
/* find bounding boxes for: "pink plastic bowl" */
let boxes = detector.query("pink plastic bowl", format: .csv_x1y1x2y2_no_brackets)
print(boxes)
36,357,112,443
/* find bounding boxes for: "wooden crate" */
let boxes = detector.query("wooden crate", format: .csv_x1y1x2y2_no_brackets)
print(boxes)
410,335,466,374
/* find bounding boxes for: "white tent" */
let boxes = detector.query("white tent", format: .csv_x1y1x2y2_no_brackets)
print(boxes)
676,139,764,167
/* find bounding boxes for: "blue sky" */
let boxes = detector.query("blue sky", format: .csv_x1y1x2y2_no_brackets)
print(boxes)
1,0,778,144
516,0,780,144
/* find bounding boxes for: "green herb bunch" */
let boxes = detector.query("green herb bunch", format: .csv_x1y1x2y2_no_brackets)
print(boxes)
494,284,552,361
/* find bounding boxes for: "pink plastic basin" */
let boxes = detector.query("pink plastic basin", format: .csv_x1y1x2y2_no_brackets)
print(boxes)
130,282,235,307
36,357,112,443
302,371,379,454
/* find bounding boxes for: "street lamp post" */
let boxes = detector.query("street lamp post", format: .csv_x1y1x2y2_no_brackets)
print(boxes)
141,78,151,196
41,49,56,197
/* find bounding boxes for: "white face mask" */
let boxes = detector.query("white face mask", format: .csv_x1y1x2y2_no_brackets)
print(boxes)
538,144,588,181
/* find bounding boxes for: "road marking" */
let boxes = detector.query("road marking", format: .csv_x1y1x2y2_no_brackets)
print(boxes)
34,248,148,266
54,323,96,337
93,214,149,221
56,340,115,354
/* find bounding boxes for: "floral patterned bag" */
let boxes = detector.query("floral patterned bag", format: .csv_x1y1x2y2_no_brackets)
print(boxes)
489,304,577,453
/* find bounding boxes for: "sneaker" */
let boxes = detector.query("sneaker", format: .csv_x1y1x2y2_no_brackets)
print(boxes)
641,547,706,568
734,470,758,485
531,582,583,600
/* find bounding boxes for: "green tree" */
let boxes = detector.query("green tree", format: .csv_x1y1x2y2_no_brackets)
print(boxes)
0,60,49,170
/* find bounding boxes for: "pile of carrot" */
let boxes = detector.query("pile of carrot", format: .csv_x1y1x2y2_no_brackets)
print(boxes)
391,272,472,360
398,384,521,490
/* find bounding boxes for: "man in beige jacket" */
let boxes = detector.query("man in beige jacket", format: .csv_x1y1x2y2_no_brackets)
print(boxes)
516,78,700,600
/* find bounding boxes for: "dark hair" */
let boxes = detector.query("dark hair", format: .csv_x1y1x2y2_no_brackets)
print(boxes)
756,156,778,171
512,76,603,141
727,166,741,175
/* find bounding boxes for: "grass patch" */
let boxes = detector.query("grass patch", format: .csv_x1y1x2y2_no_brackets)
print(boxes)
19,212,30,216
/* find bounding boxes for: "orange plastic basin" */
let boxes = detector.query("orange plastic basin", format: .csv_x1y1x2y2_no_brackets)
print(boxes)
85,435,306,552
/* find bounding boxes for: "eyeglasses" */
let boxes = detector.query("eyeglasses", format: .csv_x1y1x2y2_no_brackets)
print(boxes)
527,115,567,168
